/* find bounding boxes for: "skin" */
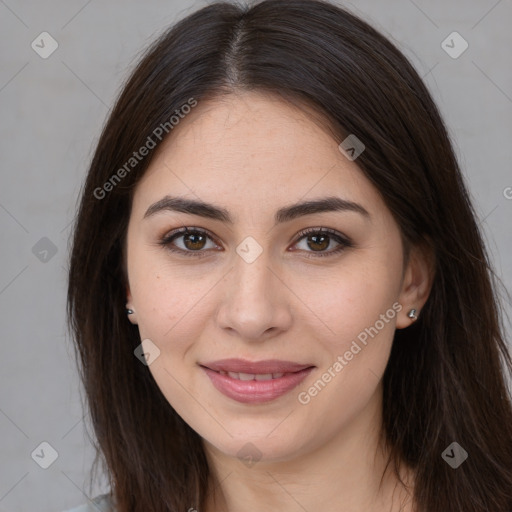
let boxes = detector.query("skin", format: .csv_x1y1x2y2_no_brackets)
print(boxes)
125,91,433,512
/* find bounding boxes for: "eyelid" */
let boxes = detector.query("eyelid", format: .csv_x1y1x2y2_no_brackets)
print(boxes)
294,226,352,246
159,226,221,257
290,226,353,258
158,226,353,258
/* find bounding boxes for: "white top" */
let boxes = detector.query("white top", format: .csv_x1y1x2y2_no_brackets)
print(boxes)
62,493,114,512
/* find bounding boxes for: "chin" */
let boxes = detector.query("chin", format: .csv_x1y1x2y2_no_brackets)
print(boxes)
200,424,310,465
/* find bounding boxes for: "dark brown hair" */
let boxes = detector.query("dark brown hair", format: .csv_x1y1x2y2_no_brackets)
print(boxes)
67,0,512,510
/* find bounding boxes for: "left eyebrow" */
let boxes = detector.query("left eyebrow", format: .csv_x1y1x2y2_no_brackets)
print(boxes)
143,195,371,224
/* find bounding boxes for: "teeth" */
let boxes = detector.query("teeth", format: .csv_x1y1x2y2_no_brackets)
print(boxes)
255,373,273,381
238,372,256,381
222,371,287,380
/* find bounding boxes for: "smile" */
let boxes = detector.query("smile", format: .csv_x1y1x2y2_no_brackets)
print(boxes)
218,371,286,380
199,359,315,404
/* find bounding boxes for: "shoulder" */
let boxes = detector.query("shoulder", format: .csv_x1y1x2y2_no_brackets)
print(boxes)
62,493,115,512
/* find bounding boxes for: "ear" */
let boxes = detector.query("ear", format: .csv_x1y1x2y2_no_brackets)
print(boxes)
396,241,435,329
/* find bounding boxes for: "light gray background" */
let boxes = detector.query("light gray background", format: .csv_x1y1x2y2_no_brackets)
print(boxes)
1,1,511,511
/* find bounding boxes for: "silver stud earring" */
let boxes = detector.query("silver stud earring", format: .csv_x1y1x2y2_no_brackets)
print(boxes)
407,308,418,320
126,308,134,315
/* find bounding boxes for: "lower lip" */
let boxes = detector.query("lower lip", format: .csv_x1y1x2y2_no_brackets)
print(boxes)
201,366,315,404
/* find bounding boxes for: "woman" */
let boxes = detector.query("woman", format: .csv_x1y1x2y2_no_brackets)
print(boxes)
65,0,512,510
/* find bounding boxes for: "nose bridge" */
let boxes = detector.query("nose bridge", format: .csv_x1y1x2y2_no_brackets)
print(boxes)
216,236,291,339
231,236,274,303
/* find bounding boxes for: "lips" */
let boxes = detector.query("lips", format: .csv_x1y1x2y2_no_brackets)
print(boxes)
199,359,315,403
201,358,313,374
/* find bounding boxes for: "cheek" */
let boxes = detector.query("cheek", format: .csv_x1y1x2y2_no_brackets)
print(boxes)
128,252,209,349
297,256,401,349
130,265,210,424
294,256,401,422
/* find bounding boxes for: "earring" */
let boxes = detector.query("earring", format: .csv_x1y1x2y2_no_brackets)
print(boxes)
407,308,418,320
126,308,134,315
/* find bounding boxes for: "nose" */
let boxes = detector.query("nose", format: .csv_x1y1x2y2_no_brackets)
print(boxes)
215,246,293,341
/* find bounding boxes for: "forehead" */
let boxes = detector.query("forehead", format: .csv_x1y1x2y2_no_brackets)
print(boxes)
132,91,385,219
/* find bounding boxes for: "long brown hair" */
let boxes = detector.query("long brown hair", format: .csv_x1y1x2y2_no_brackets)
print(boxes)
66,1,512,510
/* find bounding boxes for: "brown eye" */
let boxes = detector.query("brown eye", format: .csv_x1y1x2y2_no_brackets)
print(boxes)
182,231,207,250
305,233,330,251
292,227,353,258
159,227,220,257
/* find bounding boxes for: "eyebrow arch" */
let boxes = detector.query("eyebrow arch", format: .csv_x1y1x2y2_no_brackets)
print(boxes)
143,195,371,224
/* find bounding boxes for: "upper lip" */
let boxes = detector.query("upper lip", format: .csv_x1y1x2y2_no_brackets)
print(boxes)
200,358,314,374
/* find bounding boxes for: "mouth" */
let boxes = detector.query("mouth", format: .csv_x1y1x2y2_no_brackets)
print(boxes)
199,359,315,404
200,358,314,374
212,370,289,381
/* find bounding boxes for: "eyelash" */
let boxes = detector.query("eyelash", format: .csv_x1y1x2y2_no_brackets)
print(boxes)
158,226,353,259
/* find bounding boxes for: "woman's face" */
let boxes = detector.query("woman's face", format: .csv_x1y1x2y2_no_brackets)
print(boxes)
125,91,429,463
